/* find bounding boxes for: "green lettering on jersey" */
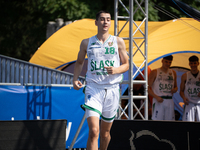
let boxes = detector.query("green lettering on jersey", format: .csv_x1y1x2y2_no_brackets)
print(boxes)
90,60,95,71
95,61,100,70
99,60,104,70
90,60,115,71
96,72,108,75
104,47,115,54
159,83,173,91
110,60,115,66
105,60,109,66
196,81,200,86
188,87,200,95
110,47,115,54
168,75,173,81
105,47,109,54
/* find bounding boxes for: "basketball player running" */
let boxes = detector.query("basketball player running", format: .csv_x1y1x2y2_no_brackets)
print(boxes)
73,10,129,150
148,55,178,120
180,55,200,121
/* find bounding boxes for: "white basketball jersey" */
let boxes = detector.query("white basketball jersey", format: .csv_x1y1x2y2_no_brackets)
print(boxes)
152,68,174,97
184,71,200,104
86,35,123,85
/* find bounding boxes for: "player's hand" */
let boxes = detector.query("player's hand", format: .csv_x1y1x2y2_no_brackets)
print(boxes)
73,80,83,90
156,96,164,103
183,97,189,105
171,88,177,94
104,66,116,74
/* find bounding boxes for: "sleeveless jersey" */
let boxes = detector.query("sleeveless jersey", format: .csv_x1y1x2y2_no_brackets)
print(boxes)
184,71,200,104
152,68,174,97
86,35,123,85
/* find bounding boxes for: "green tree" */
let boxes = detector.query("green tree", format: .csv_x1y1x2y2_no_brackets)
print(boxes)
0,0,199,61
0,0,90,61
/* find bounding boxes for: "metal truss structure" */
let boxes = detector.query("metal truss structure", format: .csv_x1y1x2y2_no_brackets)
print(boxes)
114,0,149,120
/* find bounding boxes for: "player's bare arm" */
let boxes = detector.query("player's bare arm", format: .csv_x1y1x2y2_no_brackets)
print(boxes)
73,39,88,90
148,69,164,103
171,70,178,94
180,73,189,105
104,37,129,74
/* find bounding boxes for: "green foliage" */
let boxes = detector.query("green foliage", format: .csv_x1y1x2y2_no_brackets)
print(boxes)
0,0,90,61
0,0,199,61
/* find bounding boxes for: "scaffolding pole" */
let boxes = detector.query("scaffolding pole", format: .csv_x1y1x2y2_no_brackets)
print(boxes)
115,0,148,120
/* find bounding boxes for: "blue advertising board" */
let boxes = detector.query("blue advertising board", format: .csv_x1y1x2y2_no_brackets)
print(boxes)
0,85,89,148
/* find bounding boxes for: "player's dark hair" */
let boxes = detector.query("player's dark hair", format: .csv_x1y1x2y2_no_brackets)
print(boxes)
96,10,111,21
189,55,199,62
163,55,173,61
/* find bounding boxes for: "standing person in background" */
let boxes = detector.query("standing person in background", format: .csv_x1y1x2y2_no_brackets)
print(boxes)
180,55,200,122
148,55,178,120
73,10,129,150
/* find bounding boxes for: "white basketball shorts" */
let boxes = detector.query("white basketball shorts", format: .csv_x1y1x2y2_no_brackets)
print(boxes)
82,85,120,122
182,102,200,122
152,98,175,121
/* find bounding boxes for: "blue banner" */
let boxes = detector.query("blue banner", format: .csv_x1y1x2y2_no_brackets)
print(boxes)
0,85,89,148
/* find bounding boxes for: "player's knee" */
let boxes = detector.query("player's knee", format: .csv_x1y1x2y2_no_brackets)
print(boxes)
89,127,99,139
100,130,110,139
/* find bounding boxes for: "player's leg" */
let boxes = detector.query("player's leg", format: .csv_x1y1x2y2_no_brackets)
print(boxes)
86,110,100,150
99,87,119,150
99,120,113,150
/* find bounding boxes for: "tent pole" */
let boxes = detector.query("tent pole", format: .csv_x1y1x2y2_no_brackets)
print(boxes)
69,113,86,150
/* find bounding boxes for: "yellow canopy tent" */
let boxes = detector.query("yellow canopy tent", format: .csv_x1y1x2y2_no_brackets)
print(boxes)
29,18,200,71
29,18,200,115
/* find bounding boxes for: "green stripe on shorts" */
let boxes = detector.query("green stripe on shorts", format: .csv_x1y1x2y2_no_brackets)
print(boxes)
81,104,116,121
81,104,102,116
101,115,116,121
